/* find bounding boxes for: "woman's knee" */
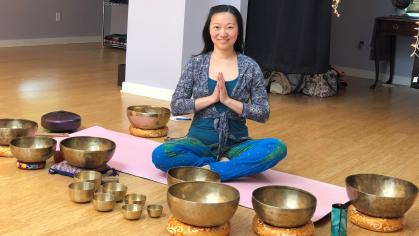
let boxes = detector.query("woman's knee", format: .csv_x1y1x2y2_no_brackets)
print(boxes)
151,144,170,171
262,138,287,163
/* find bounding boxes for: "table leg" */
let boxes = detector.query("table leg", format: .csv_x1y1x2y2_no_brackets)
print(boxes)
386,36,396,84
370,59,380,89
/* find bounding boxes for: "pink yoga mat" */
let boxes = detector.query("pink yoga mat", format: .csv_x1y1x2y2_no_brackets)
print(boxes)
60,126,349,222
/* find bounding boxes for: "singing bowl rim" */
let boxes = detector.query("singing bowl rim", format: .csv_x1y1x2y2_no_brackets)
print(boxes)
60,136,116,152
127,105,170,117
10,136,57,162
168,181,240,205
0,118,38,130
167,166,221,186
345,173,418,199
0,119,38,145
252,185,317,211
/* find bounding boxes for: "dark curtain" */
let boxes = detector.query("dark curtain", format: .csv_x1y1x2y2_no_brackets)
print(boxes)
245,0,332,74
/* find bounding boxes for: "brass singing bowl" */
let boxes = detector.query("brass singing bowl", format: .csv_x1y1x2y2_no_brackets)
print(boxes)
122,204,143,220
252,186,317,228
0,119,38,145
93,192,115,212
147,204,163,218
74,170,102,191
124,193,146,207
10,136,56,163
167,166,221,187
127,105,170,130
167,182,240,227
103,182,128,202
346,174,418,218
60,136,116,169
69,182,95,203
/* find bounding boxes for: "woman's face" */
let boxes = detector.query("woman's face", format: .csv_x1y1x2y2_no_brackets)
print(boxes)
209,12,238,52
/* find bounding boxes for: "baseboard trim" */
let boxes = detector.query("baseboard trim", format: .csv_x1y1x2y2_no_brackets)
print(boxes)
0,36,102,47
121,82,173,101
335,66,411,86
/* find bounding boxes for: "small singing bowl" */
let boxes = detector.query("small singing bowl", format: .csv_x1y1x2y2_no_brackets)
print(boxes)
167,182,240,227
10,136,57,163
60,136,116,169
124,193,146,207
103,182,128,202
252,186,317,228
147,204,163,218
74,170,102,190
0,119,38,145
167,166,221,187
346,174,418,218
93,192,116,212
127,105,170,130
68,181,95,203
122,204,144,220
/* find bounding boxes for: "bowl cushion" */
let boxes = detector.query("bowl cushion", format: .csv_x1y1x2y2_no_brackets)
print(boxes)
252,215,314,236
41,111,81,132
167,215,230,236
16,160,46,170
129,125,168,138
0,145,12,157
348,204,403,232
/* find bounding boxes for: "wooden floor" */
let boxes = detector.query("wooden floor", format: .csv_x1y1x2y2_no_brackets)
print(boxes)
0,44,418,235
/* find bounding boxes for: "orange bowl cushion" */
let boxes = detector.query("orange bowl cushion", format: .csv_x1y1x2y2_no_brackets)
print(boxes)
252,215,314,236
0,145,12,157
348,204,404,232
167,215,230,236
129,125,168,138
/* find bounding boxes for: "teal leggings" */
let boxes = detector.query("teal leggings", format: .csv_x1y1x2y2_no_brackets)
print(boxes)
152,137,287,181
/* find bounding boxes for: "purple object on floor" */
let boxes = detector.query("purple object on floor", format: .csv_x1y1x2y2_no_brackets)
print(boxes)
41,110,81,132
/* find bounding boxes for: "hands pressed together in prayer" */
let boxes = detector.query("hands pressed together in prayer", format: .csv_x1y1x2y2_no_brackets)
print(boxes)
195,72,243,115
210,72,229,105
209,72,244,115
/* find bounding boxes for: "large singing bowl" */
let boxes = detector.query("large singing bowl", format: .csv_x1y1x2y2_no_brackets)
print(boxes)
167,182,240,227
167,166,221,187
10,136,57,163
60,136,116,169
127,105,170,130
346,174,418,218
0,119,38,145
252,186,317,228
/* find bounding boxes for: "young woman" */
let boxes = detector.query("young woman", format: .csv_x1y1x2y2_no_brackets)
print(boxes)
152,5,287,181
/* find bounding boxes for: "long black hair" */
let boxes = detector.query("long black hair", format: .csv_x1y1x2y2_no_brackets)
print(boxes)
200,5,244,54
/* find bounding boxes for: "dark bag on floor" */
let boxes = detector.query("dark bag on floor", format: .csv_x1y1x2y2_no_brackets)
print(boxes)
302,70,338,98
267,72,292,95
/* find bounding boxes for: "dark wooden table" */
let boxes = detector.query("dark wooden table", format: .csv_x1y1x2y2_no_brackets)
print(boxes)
370,16,418,89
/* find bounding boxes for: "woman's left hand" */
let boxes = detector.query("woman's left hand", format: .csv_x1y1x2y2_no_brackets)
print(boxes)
217,72,230,104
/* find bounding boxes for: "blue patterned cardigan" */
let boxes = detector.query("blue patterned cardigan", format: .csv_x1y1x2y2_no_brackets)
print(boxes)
170,52,269,158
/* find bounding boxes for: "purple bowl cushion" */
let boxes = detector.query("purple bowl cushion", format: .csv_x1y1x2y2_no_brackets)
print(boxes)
41,111,81,132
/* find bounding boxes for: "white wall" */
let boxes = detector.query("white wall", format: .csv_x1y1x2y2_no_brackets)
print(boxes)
123,0,186,101
123,0,247,101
